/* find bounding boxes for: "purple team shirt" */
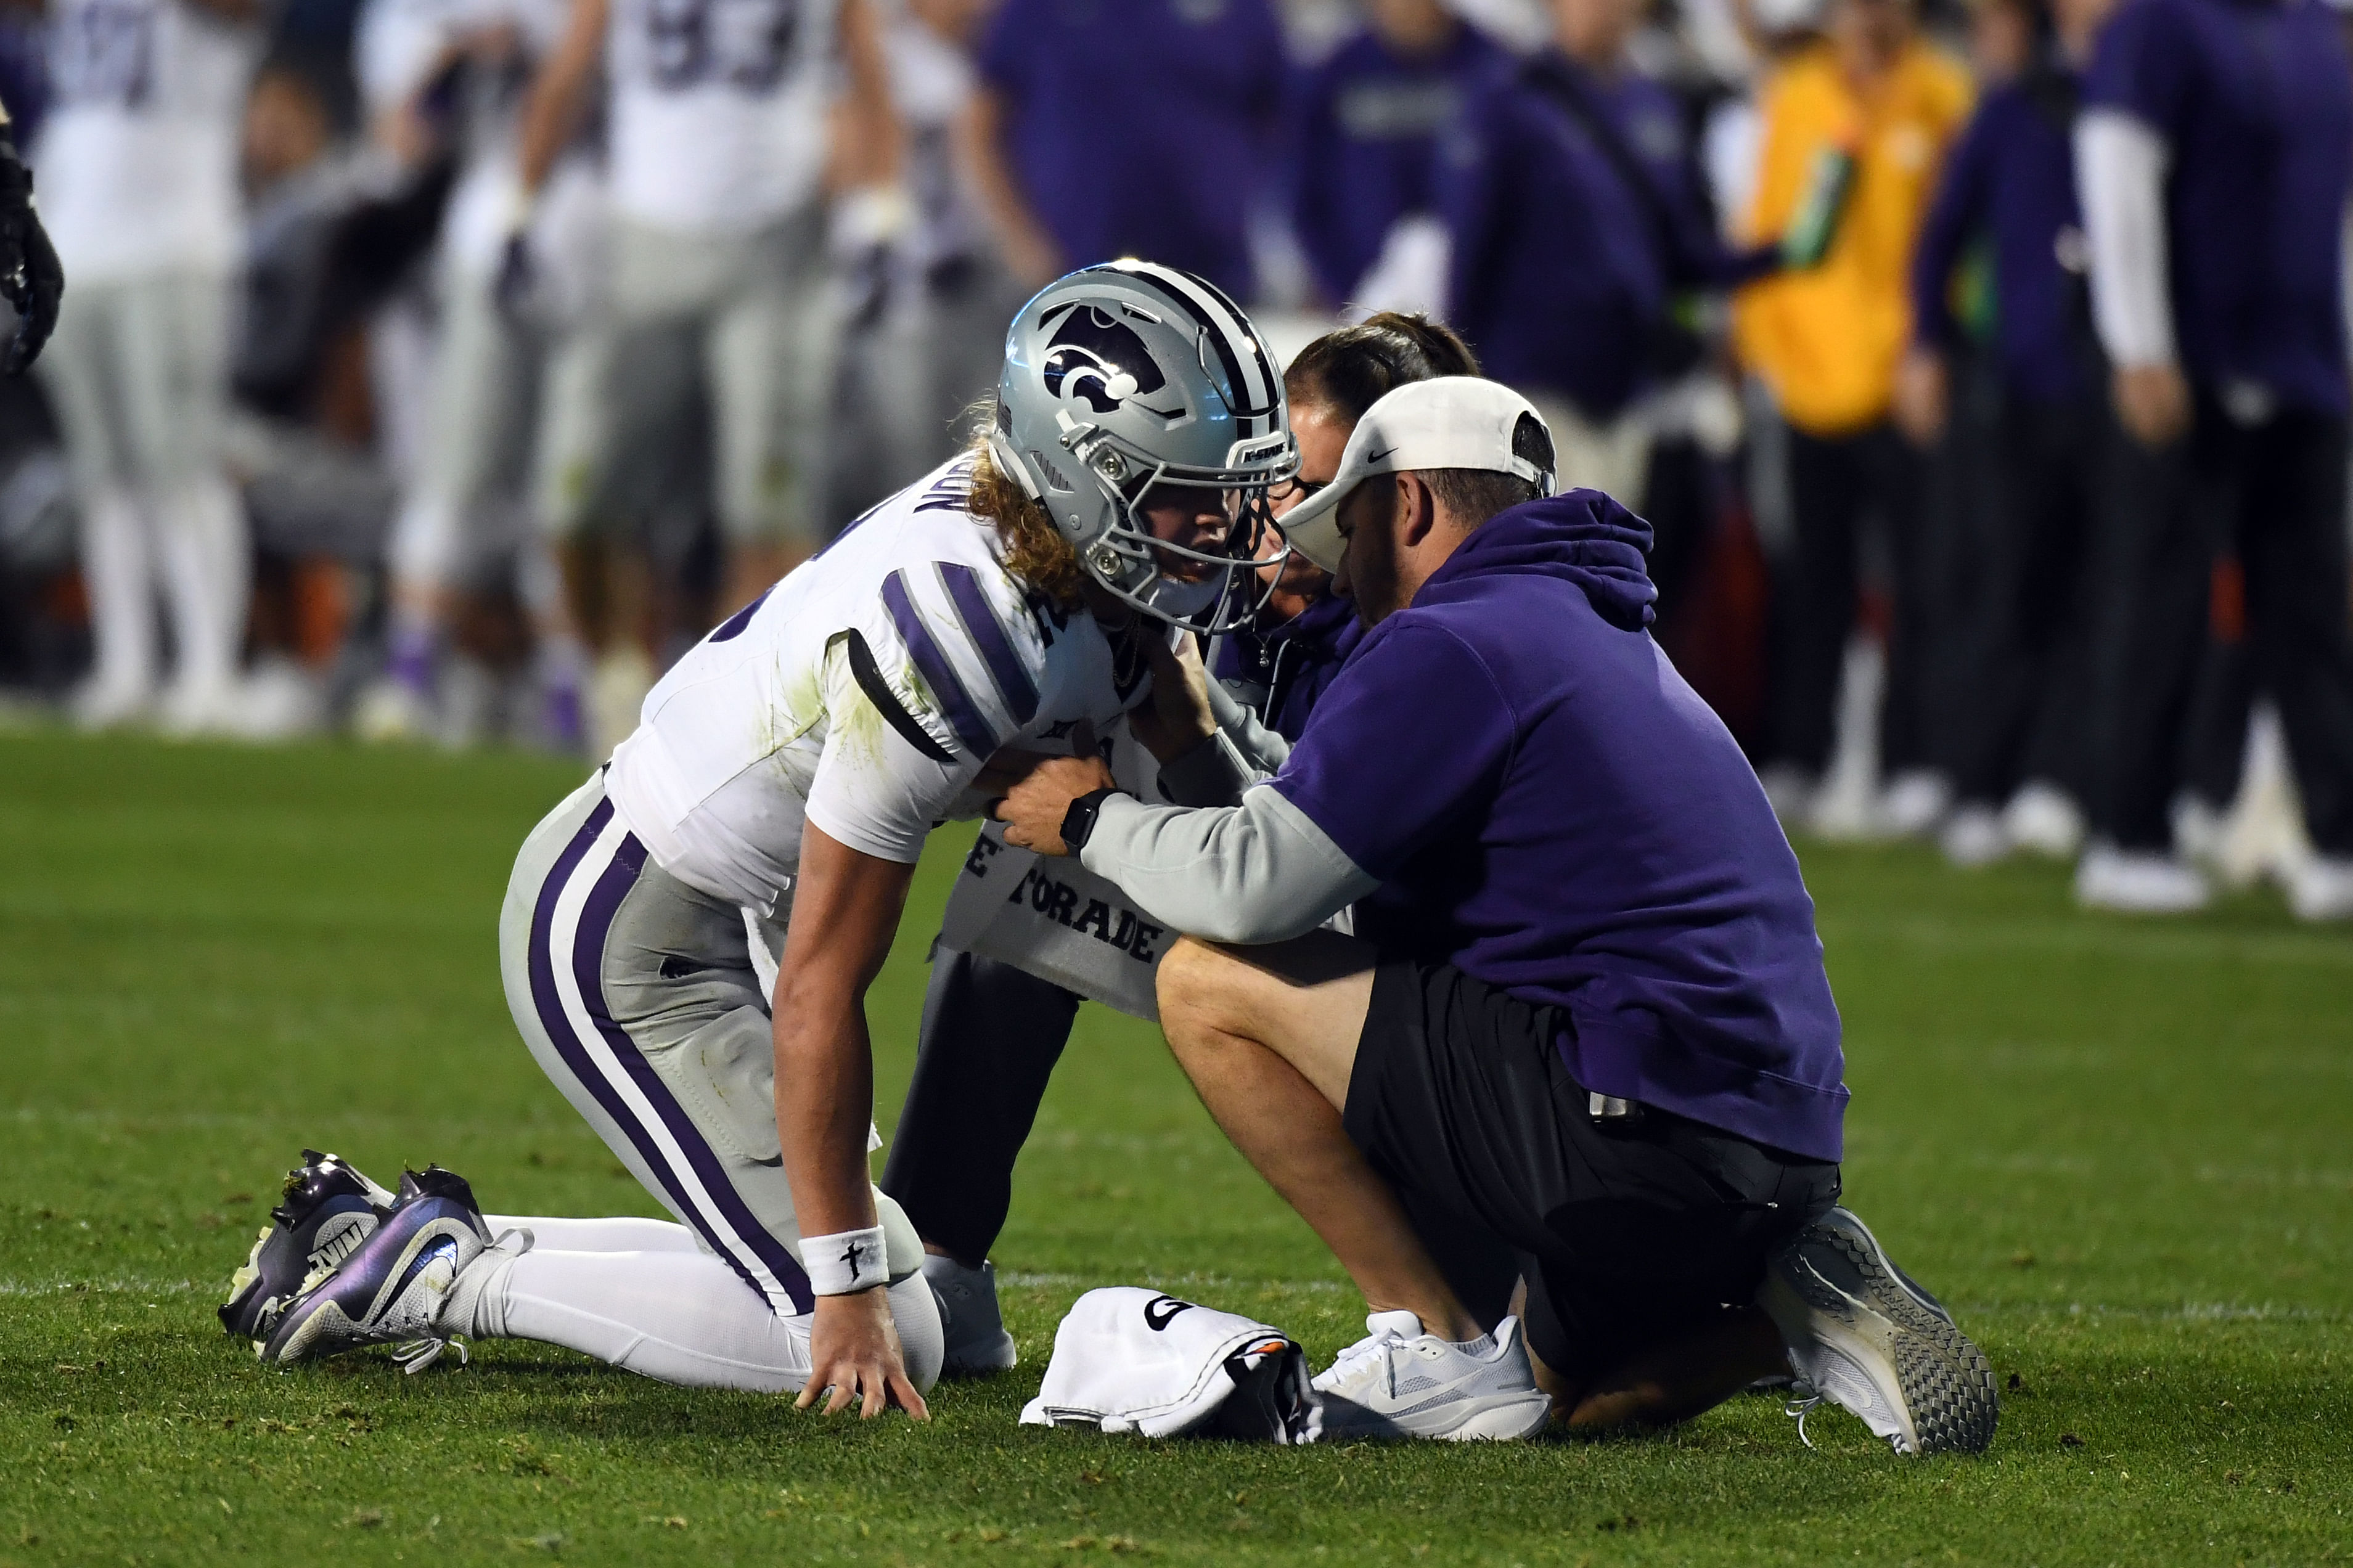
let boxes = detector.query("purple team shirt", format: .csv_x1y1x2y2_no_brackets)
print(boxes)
2085,0,2353,415
1283,24,1507,306
1443,52,1775,421
979,0,1285,299
1213,589,1363,742
1912,66,2096,406
1267,494,1850,1162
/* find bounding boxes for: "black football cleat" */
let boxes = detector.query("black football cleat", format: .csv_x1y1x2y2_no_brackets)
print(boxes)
260,1168,494,1370
219,1151,396,1344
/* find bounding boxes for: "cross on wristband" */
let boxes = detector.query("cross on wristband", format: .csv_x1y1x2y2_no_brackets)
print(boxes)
802,1225,888,1296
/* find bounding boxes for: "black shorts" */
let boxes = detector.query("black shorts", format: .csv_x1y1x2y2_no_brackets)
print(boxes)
1341,957,1841,1389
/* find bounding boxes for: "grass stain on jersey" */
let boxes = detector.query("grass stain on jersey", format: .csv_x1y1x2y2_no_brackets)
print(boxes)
825,648,894,772
755,650,827,765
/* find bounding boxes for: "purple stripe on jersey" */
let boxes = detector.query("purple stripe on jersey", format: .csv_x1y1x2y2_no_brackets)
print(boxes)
882,568,999,756
526,804,814,1315
938,562,1039,725
708,585,772,644
812,496,890,561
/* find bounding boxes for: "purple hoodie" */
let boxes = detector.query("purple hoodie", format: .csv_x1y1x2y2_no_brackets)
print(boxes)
1269,492,1849,1161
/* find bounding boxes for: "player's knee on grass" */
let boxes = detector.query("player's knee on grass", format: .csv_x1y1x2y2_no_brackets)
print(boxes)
888,1272,946,1395
875,1190,923,1284
874,1191,944,1393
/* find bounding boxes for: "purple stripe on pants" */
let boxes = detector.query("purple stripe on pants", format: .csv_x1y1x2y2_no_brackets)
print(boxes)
526,799,815,1314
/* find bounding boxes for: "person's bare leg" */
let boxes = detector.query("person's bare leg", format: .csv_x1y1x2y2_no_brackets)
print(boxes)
1521,1302,1789,1431
1155,934,1482,1344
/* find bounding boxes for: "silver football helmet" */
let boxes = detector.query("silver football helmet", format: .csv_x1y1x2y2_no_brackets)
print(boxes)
989,261,1299,632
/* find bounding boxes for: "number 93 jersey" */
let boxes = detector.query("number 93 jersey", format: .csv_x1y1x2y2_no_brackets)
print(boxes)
603,455,1149,915
607,0,835,234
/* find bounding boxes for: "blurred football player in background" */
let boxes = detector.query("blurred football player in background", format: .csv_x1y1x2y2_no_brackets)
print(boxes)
35,0,261,733
512,0,901,753
1447,0,1798,510
896,0,1026,462
1897,0,2113,870
2073,0,2353,920
829,0,1021,528
354,0,605,747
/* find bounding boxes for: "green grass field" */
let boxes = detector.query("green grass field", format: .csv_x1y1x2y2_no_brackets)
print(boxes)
1,733,2347,1566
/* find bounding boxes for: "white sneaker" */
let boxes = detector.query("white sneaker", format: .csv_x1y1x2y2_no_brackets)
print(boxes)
1939,804,2008,868
1807,774,1889,843
229,658,324,741
435,655,503,749
922,1254,1017,1376
72,675,151,732
2074,844,2211,913
1759,1208,1997,1455
2287,855,2353,922
1878,770,1953,838
2003,782,2084,860
157,676,245,738
1312,1311,1552,1442
1756,764,1816,831
352,677,432,743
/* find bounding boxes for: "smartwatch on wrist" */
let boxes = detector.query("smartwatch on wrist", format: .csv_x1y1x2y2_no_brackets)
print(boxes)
1058,787,1121,852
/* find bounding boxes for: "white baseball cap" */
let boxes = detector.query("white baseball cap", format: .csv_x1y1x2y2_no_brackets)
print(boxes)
1276,377,1557,574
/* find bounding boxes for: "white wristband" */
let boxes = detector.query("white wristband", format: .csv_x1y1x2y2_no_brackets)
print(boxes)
801,1226,889,1296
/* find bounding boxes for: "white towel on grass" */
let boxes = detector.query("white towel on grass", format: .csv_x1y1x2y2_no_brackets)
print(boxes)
1018,1287,1319,1443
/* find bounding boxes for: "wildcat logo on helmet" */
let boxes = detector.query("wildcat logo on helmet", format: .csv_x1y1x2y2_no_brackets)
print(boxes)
1039,304,1175,416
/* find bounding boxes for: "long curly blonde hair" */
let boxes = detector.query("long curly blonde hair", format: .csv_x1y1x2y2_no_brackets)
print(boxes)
965,433,1086,610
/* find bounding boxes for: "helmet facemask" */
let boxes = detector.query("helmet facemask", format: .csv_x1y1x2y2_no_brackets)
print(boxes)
1054,420,1298,634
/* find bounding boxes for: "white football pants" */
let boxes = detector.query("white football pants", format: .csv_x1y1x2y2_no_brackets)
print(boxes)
485,774,942,1395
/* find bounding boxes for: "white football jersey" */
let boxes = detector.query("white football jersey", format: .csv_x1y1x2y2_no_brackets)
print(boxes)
34,0,259,281
605,455,1147,913
605,0,835,234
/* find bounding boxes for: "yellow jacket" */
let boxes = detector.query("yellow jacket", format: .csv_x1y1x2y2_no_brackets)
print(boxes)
1733,41,1973,437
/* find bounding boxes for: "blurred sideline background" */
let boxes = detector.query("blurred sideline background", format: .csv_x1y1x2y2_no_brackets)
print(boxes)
1,0,2351,916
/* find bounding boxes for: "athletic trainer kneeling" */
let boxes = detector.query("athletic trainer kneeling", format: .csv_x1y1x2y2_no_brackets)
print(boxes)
997,377,1997,1452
